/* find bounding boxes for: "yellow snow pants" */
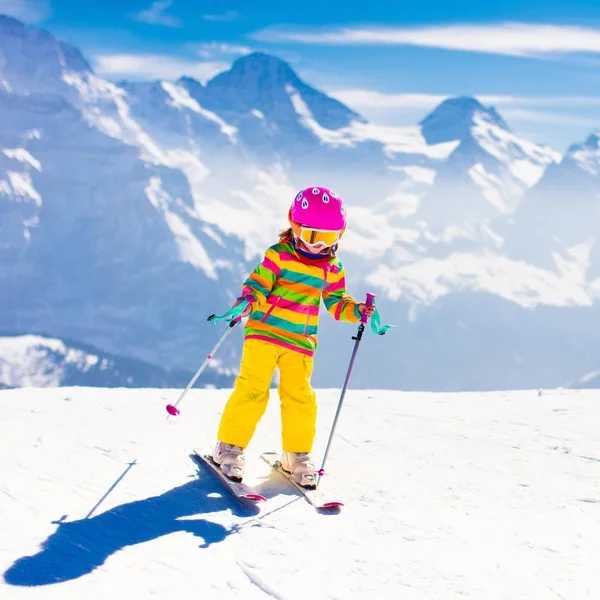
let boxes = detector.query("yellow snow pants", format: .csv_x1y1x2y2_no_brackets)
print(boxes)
217,338,317,452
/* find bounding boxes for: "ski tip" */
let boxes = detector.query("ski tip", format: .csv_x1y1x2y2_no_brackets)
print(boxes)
321,501,344,508
244,494,267,502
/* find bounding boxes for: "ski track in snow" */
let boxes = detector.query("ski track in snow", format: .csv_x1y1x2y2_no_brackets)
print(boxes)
1,387,600,599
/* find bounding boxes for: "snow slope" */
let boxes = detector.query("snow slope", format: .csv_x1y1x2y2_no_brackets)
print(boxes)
1,387,599,599
0,335,232,389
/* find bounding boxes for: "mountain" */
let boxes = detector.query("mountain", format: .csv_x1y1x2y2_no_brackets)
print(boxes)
571,367,600,388
420,96,510,145
414,97,559,235
504,132,600,277
0,15,90,97
1,387,598,597
2,16,600,391
0,334,233,388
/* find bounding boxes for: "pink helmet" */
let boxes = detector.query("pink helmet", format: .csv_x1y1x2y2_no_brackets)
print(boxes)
289,186,347,231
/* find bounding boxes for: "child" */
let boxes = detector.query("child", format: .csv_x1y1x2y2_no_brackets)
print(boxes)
212,186,374,488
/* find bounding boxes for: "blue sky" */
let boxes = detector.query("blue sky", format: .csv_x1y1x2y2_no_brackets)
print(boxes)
4,0,600,151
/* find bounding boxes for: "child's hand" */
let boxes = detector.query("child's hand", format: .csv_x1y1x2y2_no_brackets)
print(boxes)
358,303,376,318
233,297,252,317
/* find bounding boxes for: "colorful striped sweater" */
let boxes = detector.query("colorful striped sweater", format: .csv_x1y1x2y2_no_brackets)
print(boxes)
240,238,362,356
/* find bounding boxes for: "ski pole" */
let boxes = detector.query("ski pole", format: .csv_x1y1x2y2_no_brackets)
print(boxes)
317,293,375,485
165,317,240,417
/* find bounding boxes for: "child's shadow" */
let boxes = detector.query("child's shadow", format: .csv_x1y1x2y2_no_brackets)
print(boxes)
4,469,257,587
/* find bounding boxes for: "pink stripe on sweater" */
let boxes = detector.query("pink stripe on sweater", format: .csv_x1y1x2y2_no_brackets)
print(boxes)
325,279,345,293
262,256,280,275
275,297,319,315
277,250,299,263
334,299,346,320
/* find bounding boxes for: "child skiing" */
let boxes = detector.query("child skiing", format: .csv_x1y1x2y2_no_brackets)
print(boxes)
212,186,374,488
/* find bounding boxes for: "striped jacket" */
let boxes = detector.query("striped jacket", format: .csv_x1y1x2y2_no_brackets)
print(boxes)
240,238,361,356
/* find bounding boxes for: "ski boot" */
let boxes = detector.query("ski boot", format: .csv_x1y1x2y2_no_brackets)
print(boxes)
212,441,245,482
281,452,317,489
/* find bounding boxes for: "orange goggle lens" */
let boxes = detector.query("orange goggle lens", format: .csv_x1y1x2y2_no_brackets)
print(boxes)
299,228,340,247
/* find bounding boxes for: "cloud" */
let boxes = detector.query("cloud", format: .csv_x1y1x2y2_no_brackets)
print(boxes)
252,22,600,58
192,42,252,59
202,11,238,22
500,108,599,127
0,0,49,23
329,90,448,110
134,0,181,28
329,89,600,111
94,54,228,82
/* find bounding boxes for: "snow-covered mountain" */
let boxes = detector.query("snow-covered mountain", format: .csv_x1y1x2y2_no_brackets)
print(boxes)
1,387,599,597
414,97,559,234
1,15,600,391
504,132,600,278
0,335,232,388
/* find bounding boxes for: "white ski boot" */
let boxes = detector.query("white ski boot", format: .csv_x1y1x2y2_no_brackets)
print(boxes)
281,452,317,488
212,442,245,482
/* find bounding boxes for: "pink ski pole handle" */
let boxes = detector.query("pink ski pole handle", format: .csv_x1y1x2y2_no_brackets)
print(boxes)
361,293,376,324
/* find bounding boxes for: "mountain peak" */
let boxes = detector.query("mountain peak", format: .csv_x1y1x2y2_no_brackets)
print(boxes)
0,14,27,33
420,96,510,145
208,52,301,91
583,130,600,147
200,51,358,127
566,130,600,156
0,15,91,95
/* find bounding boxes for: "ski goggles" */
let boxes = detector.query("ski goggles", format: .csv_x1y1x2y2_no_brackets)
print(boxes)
298,227,341,248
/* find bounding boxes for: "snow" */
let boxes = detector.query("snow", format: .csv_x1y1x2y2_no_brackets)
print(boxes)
194,165,296,260
570,136,600,176
349,122,460,159
145,177,217,278
3,148,42,171
6,171,42,206
400,165,437,185
369,251,593,308
468,163,508,212
508,159,545,188
0,336,99,387
469,113,559,195
1,386,599,599
161,82,238,143
285,84,459,160
577,369,600,385
287,84,355,147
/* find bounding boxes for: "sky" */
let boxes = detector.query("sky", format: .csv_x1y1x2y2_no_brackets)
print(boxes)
3,0,600,151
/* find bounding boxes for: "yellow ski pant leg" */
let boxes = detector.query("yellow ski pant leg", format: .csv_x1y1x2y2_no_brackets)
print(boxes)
217,338,279,448
278,349,317,452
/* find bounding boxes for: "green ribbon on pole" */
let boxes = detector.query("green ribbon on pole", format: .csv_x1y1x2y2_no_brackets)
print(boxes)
369,303,400,336
207,299,250,323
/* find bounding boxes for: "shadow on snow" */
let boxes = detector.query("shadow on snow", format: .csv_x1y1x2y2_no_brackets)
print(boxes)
4,467,258,587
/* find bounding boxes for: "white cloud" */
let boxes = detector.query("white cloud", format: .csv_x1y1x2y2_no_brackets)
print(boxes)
94,54,228,83
330,90,448,110
500,108,599,127
327,89,600,131
253,22,600,58
202,11,238,22
193,42,252,59
330,89,600,111
134,0,181,28
479,96,600,107
0,0,49,23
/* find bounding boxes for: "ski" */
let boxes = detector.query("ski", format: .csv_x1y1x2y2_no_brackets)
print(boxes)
261,451,344,509
193,449,267,503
